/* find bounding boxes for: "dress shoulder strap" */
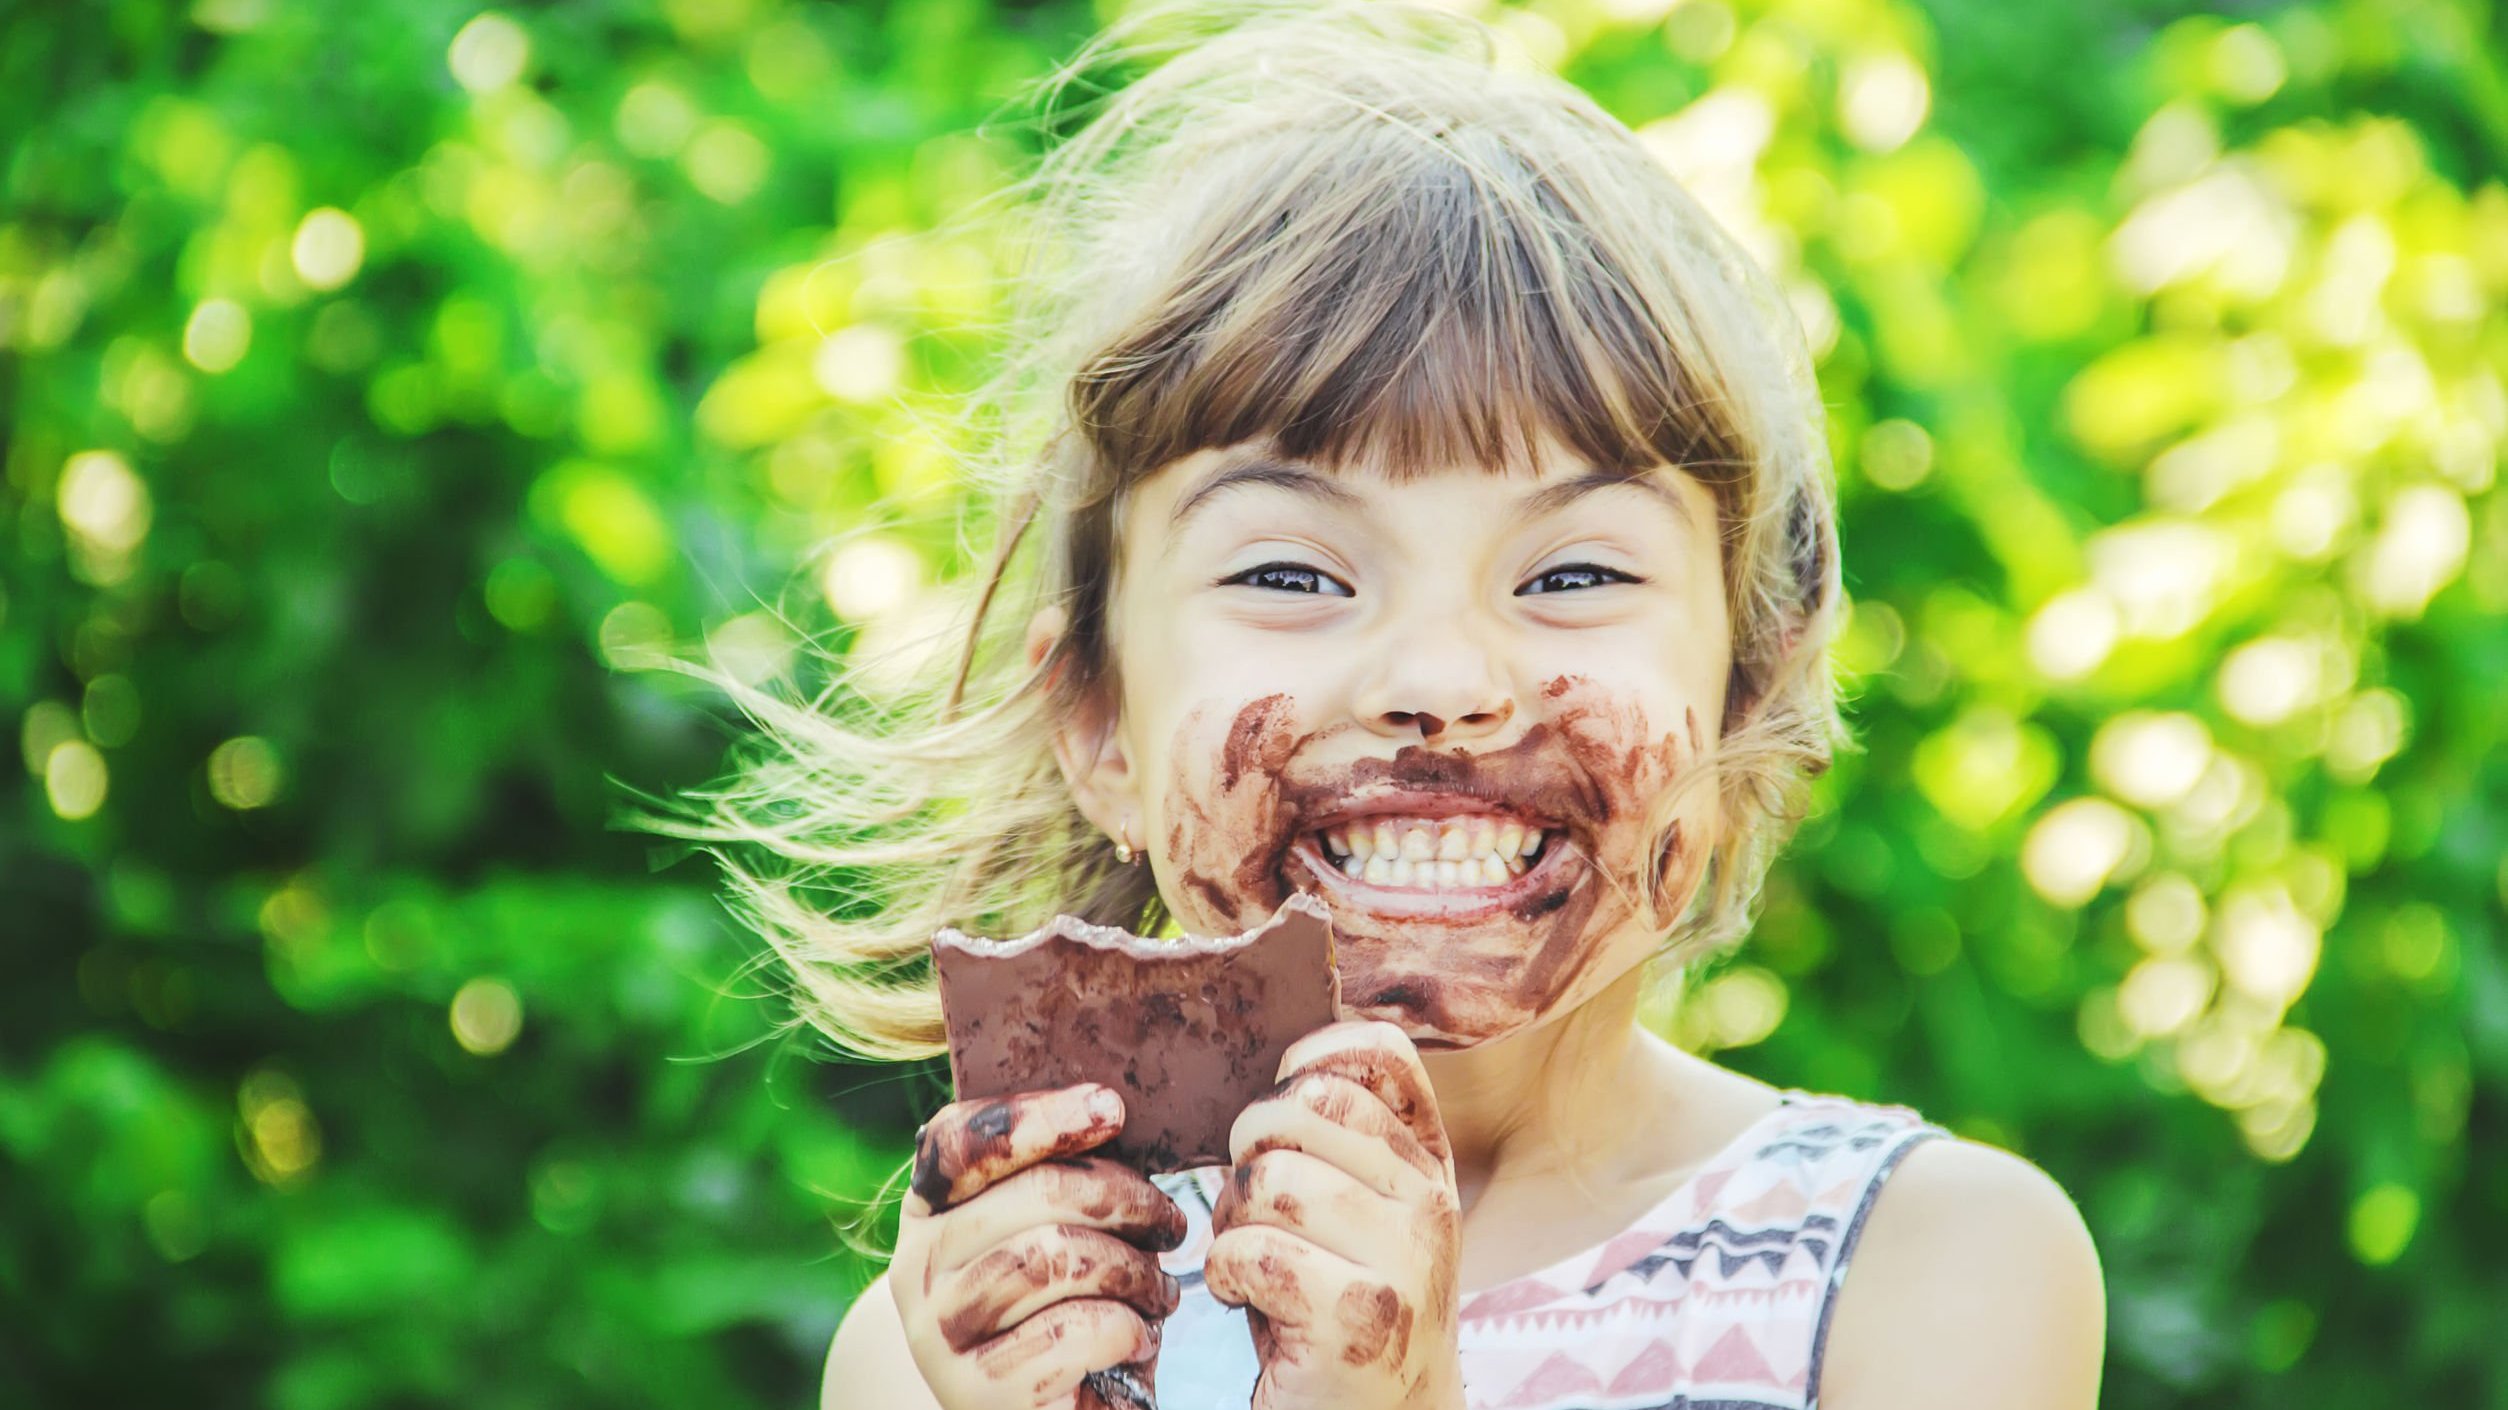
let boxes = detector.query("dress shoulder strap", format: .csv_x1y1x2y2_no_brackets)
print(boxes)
1677,1091,1951,1410
1453,1092,1948,1410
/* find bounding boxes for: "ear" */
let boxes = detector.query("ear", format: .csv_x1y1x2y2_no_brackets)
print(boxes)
1025,603,1140,843
1725,488,1837,732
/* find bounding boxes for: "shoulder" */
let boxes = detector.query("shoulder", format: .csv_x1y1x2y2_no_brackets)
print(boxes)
1817,1134,2106,1410
826,1270,944,1410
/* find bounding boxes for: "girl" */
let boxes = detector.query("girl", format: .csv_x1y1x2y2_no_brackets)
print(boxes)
686,3,2105,1406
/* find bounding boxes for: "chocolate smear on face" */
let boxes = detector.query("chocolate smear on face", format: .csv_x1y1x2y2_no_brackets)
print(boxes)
1155,675,1700,1046
1163,694,1311,935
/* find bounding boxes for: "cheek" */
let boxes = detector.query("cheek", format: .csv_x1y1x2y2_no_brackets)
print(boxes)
1151,694,1316,934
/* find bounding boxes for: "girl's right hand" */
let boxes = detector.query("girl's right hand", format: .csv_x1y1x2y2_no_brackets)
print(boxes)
891,1083,1189,1410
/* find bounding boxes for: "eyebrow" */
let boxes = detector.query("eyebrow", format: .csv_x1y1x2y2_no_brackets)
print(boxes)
1167,453,1366,531
1165,453,1693,534
1519,467,1695,528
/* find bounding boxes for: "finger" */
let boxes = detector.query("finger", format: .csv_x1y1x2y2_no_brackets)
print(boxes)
1206,1224,1419,1377
935,1226,1181,1354
1229,1071,1443,1197
1201,1220,1354,1330
1275,1020,1451,1166
1209,1147,1383,1266
929,1155,1188,1273
909,1085,1124,1214
968,1298,1156,1406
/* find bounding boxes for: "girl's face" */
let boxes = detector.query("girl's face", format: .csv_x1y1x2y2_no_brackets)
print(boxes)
1064,440,1730,1051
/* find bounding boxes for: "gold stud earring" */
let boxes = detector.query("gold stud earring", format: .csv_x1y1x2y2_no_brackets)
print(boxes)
1114,823,1141,865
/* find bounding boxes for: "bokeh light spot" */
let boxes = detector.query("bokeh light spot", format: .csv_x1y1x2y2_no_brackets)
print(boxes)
2218,635,2322,726
485,557,559,631
449,12,530,93
2025,589,2118,682
21,700,81,776
2092,711,2214,809
2347,1183,2419,1265
2022,797,2144,907
811,323,906,404
597,600,675,670
1858,418,1934,491
616,81,699,158
57,450,152,555
451,978,524,1055
706,610,795,687
1682,965,1789,1051
1912,706,2061,832
239,1068,322,1185
2214,883,2321,1011
1838,53,1930,153
684,121,768,204
536,463,674,586
2118,953,2215,1038
291,208,366,290
820,535,924,623
2125,873,2207,954
46,740,109,820
208,736,284,810
182,298,252,373
2356,484,2470,618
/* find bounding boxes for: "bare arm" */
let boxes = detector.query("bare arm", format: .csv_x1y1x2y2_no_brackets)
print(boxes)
826,1271,945,1410
1819,1137,2107,1410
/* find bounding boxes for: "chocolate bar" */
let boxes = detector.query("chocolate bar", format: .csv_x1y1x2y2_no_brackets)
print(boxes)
932,891,1341,1173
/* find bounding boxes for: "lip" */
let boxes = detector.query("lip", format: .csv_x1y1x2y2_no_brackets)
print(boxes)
1287,826,1582,924
1302,786,1561,832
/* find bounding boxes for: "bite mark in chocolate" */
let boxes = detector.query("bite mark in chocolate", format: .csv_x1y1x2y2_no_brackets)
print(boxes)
933,891,1340,1175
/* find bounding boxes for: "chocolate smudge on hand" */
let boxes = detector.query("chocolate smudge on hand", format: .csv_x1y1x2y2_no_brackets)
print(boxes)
1335,1281,1414,1368
908,1097,1019,1212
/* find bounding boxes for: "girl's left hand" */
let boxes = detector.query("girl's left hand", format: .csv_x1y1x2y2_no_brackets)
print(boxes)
1204,1020,1467,1410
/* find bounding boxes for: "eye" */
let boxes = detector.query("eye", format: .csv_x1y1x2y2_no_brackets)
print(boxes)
1221,561,1354,596
1518,562,1642,595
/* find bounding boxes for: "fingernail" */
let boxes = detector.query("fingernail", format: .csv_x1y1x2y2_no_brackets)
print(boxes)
1084,1085,1124,1123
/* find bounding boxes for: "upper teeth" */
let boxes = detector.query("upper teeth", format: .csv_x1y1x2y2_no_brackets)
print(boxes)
1318,817,1545,889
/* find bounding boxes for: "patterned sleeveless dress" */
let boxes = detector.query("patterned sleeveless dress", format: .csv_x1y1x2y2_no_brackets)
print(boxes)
1146,1088,1949,1410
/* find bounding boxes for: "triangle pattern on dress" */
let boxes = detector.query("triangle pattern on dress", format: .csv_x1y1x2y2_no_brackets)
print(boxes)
1439,1093,1952,1410
1729,1176,1814,1226
1578,1227,1682,1293
1691,1322,1781,1386
1496,1350,1606,1407
1460,1277,1570,1323
1602,1337,1687,1397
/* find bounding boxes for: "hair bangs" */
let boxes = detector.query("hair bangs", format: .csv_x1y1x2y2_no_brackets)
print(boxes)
1067,114,1746,492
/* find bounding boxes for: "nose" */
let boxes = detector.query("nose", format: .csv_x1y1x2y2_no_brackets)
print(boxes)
1351,612,1517,743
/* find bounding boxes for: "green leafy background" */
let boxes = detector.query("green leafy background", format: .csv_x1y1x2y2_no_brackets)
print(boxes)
4,0,2502,1405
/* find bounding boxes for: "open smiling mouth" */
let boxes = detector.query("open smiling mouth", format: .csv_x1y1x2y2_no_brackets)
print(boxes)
1285,809,1581,922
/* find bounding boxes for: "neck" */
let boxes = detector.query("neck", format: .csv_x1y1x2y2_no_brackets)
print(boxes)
1416,963,1657,1197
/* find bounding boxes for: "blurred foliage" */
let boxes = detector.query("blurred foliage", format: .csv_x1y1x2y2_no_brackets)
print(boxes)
3,0,2503,1407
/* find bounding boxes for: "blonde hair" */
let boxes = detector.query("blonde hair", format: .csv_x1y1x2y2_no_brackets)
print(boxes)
662,1,1849,1087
